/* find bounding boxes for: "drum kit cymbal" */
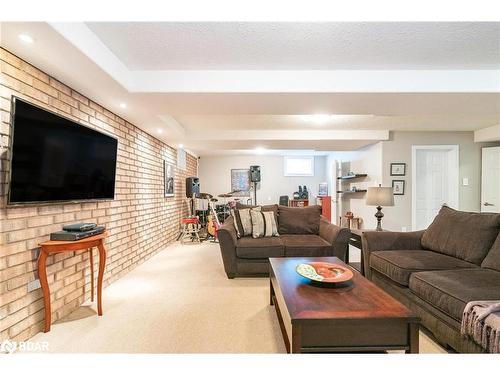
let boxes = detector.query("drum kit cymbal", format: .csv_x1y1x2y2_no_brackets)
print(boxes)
217,189,242,198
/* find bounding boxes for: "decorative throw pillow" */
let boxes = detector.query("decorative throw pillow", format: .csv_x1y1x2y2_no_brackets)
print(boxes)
231,209,243,238
250,207,279,238
231,208,253,238
235,202,279,224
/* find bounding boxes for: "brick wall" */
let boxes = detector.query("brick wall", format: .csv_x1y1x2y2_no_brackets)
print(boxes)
0,48,198,341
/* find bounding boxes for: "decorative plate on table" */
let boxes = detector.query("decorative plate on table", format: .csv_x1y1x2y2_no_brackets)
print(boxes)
296,262,354,284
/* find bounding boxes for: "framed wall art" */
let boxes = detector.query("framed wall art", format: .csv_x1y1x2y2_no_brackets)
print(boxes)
164,161,175,197
390,163,406,176
392,180,405,195
230,169,251,196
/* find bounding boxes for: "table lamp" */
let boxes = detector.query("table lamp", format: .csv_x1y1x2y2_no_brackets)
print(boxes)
366,184,394,231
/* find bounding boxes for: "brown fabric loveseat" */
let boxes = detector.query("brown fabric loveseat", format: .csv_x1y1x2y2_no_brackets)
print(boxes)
362,206,500,353
218,204,350,278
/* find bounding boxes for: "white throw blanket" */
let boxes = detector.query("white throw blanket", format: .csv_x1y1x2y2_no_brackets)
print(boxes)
461,301,500,353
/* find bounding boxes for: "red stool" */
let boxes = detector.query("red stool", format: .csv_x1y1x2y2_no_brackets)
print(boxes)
180,217,201,244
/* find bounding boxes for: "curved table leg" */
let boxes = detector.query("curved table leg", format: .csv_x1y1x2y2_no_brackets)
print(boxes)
89,248,94,302
38,249,51,332
97,241,106,316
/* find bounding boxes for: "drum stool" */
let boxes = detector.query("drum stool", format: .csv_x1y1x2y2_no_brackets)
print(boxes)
180,217,201,244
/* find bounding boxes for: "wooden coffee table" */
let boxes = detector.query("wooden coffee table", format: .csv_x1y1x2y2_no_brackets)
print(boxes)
269,257,420,353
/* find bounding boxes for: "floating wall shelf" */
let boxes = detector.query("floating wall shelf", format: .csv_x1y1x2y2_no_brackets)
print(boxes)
337,174,368,180
336,190,367,194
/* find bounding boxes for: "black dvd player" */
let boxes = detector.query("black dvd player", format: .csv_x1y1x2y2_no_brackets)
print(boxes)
50,226,105,241
62,223,97,232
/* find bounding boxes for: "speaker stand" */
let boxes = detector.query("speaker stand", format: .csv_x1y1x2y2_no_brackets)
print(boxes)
252,182,257,205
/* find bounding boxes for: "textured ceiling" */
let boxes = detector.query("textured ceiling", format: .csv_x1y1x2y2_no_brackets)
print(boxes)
86,22,500,70
2,22,499,156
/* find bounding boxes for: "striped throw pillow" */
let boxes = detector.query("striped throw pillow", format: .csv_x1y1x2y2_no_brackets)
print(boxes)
250,207,279,238
231,208,253,238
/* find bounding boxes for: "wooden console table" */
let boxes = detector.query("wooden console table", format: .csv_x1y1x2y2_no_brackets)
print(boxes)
38,232,108,332
289,199,309,207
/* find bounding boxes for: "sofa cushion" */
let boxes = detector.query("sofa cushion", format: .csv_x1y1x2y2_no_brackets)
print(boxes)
235,203,278,222
421,206,500,264
231,208,254,238
250,208,279,238
280,234,332,257
370,250,477,286
409,268,500,322
278,205,322,235
235,236,284,259
482,233,500,272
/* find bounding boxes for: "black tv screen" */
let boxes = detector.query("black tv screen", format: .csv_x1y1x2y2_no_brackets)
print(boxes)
8,98,118,204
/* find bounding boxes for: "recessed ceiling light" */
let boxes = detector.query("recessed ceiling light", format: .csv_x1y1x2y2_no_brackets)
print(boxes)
254,147,266,155
18,34,34,44
178,144,184,149
300,114,333,124
119,103,127,109
157,129,163,134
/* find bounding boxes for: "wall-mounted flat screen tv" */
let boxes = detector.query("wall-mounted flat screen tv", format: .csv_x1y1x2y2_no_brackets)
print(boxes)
8,97,118,204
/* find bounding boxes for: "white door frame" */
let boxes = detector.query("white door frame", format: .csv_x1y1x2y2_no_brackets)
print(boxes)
411,145,460,230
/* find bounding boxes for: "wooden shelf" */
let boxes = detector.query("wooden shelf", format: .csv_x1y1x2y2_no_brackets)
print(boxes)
336,190,367,194
337,174,367,180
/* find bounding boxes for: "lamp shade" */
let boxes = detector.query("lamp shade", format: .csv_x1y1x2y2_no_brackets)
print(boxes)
366,186,394,206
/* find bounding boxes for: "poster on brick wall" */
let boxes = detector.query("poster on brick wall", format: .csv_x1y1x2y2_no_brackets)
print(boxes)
164,161,175,197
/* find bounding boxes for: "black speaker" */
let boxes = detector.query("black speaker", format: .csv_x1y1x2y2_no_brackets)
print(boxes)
250,165,261,182
186,177,200,198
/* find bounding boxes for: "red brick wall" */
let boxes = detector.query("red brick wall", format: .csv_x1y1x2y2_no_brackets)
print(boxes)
0,48,198,340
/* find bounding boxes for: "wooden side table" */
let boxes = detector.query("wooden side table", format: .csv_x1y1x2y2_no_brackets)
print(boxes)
38,232,108,332
348,228,385,275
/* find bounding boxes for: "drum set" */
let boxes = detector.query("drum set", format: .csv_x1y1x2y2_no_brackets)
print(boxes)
195,190,241,227
184,190,243,243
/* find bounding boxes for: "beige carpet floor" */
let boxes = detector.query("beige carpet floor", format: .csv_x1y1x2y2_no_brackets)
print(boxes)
29,241,446,353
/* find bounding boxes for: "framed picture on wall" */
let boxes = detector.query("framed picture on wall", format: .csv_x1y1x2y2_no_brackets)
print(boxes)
392,180,405,195
231,169,251,196
164,161,175,197
390,163,406,176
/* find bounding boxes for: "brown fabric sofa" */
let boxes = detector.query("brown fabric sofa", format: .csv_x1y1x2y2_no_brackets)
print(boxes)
218,204,350,278
362,206,500,353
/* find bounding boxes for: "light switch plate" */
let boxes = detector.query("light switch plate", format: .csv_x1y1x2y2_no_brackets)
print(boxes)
462,178,469,186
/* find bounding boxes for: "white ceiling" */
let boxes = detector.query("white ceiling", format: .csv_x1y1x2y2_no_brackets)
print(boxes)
1,22,499,156
86,22,500,70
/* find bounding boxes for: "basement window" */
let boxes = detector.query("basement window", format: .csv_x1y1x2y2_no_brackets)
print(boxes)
284,156,315,177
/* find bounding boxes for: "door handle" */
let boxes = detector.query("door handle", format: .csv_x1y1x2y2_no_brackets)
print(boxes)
484,202,495,206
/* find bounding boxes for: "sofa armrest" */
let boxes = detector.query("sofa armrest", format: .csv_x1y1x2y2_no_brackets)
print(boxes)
217,217,238,278
319,218,351,262
361,230,425,278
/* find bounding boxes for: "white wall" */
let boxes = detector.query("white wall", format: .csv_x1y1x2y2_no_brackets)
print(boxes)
339,143,383,229
380,131,500,231
331,131,500,232
198,155,327,205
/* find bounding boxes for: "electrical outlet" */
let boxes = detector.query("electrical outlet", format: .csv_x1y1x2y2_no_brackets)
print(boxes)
27,279,41,292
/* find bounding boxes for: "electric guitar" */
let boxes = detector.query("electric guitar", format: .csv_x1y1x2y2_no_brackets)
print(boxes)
207,199,221,239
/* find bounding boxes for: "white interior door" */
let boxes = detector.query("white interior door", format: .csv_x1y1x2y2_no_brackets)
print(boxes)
412,145,459,230
481,146,500,213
